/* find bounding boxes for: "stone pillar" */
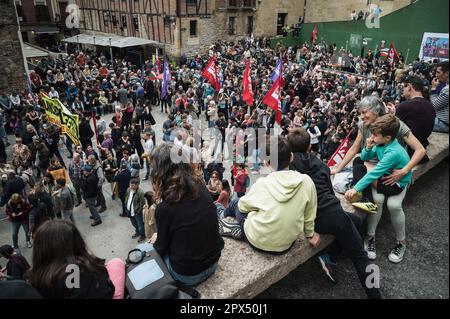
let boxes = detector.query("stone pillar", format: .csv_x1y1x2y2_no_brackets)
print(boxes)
0,0,27,94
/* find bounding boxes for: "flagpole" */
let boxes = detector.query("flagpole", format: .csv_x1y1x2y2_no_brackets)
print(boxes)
405,48,410,64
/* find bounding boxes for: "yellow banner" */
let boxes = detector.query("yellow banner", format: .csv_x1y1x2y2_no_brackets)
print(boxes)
40,93,80,145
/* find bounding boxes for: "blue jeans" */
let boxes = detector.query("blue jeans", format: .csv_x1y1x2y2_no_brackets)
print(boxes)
97,105,104,116
433,117,449,133
129,211,145,237
223,198,247,229
12,220,30,248
163,255,218,286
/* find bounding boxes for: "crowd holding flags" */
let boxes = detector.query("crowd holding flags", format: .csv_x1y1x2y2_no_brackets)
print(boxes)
262,77,283,124
40,92,80,145
242,61,254,106
387,43,399,65
377,42,399,65
271,59,283,83
201,57,220,92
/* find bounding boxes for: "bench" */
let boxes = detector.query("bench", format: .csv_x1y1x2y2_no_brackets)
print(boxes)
196,132,449,299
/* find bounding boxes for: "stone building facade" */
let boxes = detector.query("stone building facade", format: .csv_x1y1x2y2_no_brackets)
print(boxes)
1,0,27,94
76,0,305,60
304,0,414,23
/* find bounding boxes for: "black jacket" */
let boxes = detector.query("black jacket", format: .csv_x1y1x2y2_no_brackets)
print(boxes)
154,186,224,276
81,173,98,198
37,191,55,218
36,268,114,299
290,152,341,216
112,169,131,197
79,121,94,140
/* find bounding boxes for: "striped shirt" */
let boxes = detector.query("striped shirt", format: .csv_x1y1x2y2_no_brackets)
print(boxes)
431,85,449,125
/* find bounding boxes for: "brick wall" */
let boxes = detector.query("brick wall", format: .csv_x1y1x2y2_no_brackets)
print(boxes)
0,0,27,95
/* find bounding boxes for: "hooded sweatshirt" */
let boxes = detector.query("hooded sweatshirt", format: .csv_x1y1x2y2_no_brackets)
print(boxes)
290,152,341,214
238,170,317,252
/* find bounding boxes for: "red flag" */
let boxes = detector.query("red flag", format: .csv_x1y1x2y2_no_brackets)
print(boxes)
202,57,220,92
387,43,399,65
262,77,282,124
242,61,254,106
327,130,353,167
311,25,318,44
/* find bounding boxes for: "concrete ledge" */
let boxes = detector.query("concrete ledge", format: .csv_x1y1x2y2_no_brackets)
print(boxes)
197,234,335,299
413,133,449,181
196,132,448,299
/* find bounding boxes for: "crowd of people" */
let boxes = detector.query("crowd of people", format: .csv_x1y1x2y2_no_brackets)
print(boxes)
0,32,448,299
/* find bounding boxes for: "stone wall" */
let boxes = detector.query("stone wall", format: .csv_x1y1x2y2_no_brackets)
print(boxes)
0,0,27,95
178,16,219,58
254,0,305,37
305,0,413,23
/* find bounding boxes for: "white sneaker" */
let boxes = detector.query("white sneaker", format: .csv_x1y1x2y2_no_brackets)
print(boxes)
388,243,406,263
364,237,376,260
26,241,33,249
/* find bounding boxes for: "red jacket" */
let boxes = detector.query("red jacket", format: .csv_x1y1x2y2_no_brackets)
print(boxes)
6,201,31,223
233,171,248,194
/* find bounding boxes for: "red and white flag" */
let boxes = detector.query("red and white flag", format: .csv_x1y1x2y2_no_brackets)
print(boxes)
387,43,399,65
311,25,318,44
327,130,353,167
202,57,220,92
242,61,254,106
262,77,282,124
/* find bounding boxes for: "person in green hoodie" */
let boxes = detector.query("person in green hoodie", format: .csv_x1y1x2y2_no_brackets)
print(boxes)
345,114,412,264
218,136,320,254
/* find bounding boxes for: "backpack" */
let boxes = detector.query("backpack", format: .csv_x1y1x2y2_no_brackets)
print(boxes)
125,244,200,299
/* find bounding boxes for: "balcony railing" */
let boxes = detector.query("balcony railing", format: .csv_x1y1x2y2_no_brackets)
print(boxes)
226,0,256,10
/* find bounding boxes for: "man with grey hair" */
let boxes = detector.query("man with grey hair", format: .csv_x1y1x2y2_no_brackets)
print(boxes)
87,155,107,213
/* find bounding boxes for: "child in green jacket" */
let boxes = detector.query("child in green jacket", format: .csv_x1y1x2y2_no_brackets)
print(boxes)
346,114,412,264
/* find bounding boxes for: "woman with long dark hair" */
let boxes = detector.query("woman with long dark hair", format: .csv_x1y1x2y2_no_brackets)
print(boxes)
27,220,115,298
149,143,224,286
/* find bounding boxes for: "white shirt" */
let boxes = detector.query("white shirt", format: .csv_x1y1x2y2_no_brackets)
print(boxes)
308,126,321,144
144,139,154,156
48,90,59,99
127,190,135,216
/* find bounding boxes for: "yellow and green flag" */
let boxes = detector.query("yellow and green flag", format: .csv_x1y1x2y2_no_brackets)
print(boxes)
40,93,80,145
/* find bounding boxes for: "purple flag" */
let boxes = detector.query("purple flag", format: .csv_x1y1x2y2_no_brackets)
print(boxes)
161,58,171,99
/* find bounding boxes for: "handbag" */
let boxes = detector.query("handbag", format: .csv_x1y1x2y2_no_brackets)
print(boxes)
125,245,200,299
